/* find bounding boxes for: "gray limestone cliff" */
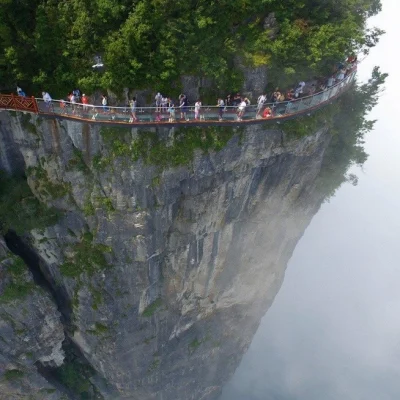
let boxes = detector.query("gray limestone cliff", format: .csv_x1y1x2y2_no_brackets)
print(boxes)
0,237,65,399
0,110,332,399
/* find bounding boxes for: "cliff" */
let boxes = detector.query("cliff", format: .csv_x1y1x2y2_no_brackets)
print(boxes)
0,237,65,399
0,111,332,399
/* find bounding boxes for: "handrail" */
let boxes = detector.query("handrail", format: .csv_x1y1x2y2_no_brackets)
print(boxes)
0,69,357,126
0,94,38,113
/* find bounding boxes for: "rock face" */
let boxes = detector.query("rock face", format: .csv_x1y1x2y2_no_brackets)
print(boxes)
0,110,331,399
0,238,65,399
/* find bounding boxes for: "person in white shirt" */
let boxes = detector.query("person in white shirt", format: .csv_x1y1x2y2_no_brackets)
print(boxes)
155,92,162,112
257,93,266,105
161,96,168,112
294,81,305,98
237,99,247,121
42,91,51,102
257,93,267,117
327,76,335,87
70,93,77,114
337,68,346,81
194,100,202,120
129,97,137,122
102,94,108,112
42,91,52,111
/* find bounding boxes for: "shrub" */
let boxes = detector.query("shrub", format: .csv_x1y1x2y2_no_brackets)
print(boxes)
4,369,24,381
142,298,162,317
0,172,60,234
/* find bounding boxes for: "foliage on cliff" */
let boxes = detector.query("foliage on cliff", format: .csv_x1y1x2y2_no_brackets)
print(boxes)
0,0,382,96
316,66,388,198
95,125,238,171
0,172,60,234
0,254,35,303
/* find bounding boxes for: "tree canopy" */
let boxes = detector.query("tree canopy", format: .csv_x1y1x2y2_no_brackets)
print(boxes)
315,66,388,199
0,0,383,97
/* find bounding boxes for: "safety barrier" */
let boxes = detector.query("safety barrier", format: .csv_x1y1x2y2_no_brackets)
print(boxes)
0,94,38,113
0,70,356,126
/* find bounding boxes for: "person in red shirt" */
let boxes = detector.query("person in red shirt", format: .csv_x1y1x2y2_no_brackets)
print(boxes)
60,100,67,114
81,93,89,113
262,107,272,119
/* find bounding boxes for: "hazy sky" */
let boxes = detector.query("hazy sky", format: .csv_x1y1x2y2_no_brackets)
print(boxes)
220,0,400,399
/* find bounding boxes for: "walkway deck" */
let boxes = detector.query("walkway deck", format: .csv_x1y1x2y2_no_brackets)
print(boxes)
0,71,356,128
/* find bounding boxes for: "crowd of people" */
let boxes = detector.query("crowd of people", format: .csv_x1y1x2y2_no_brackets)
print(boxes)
13,55,358,123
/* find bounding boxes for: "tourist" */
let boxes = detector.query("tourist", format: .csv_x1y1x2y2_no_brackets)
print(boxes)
60,100,67,114
217,98,225,121
237,98,247,121
161,96,168,112
81,93,89,112
42,91,52,111
129,97,137,122
294,81,305,98
308,84,316,95
271,88,281,102
70,92,77,114
179,94,189,121
327,76,335,88
233,93,241,106
336,61,345,71
72,88,81,102
155,110,162,122
347,55,358,71
194,99,202,120
262,106,272,119
256,93,267,116
337,68,346,81
322,79,334,101
102,94,108,112
278,92,285,102
225,94,232,107
286,89,295,101
168,102,175,122
257,93,267,106
16,85,26,97
347,55,357,64
42,91,52,102
155,92,162,112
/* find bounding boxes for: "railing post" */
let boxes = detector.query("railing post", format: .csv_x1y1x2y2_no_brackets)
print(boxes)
11,93,16,110
32,96,39,113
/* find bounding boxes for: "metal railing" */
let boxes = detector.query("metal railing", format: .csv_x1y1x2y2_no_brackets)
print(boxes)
1,70,356,126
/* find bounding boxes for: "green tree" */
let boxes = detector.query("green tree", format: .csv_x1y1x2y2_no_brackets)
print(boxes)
316,66,388,199
0,0,383,97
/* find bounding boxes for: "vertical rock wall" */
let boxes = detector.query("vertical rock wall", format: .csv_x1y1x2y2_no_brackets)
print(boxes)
0,238,65,399
0,111,331,399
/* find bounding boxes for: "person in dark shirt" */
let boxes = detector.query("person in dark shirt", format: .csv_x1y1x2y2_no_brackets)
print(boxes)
179,94,189,121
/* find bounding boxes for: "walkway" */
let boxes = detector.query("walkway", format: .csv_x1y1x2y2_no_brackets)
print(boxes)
0,71,356,127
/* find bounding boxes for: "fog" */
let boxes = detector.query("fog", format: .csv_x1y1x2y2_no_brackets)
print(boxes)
220,0,400,398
